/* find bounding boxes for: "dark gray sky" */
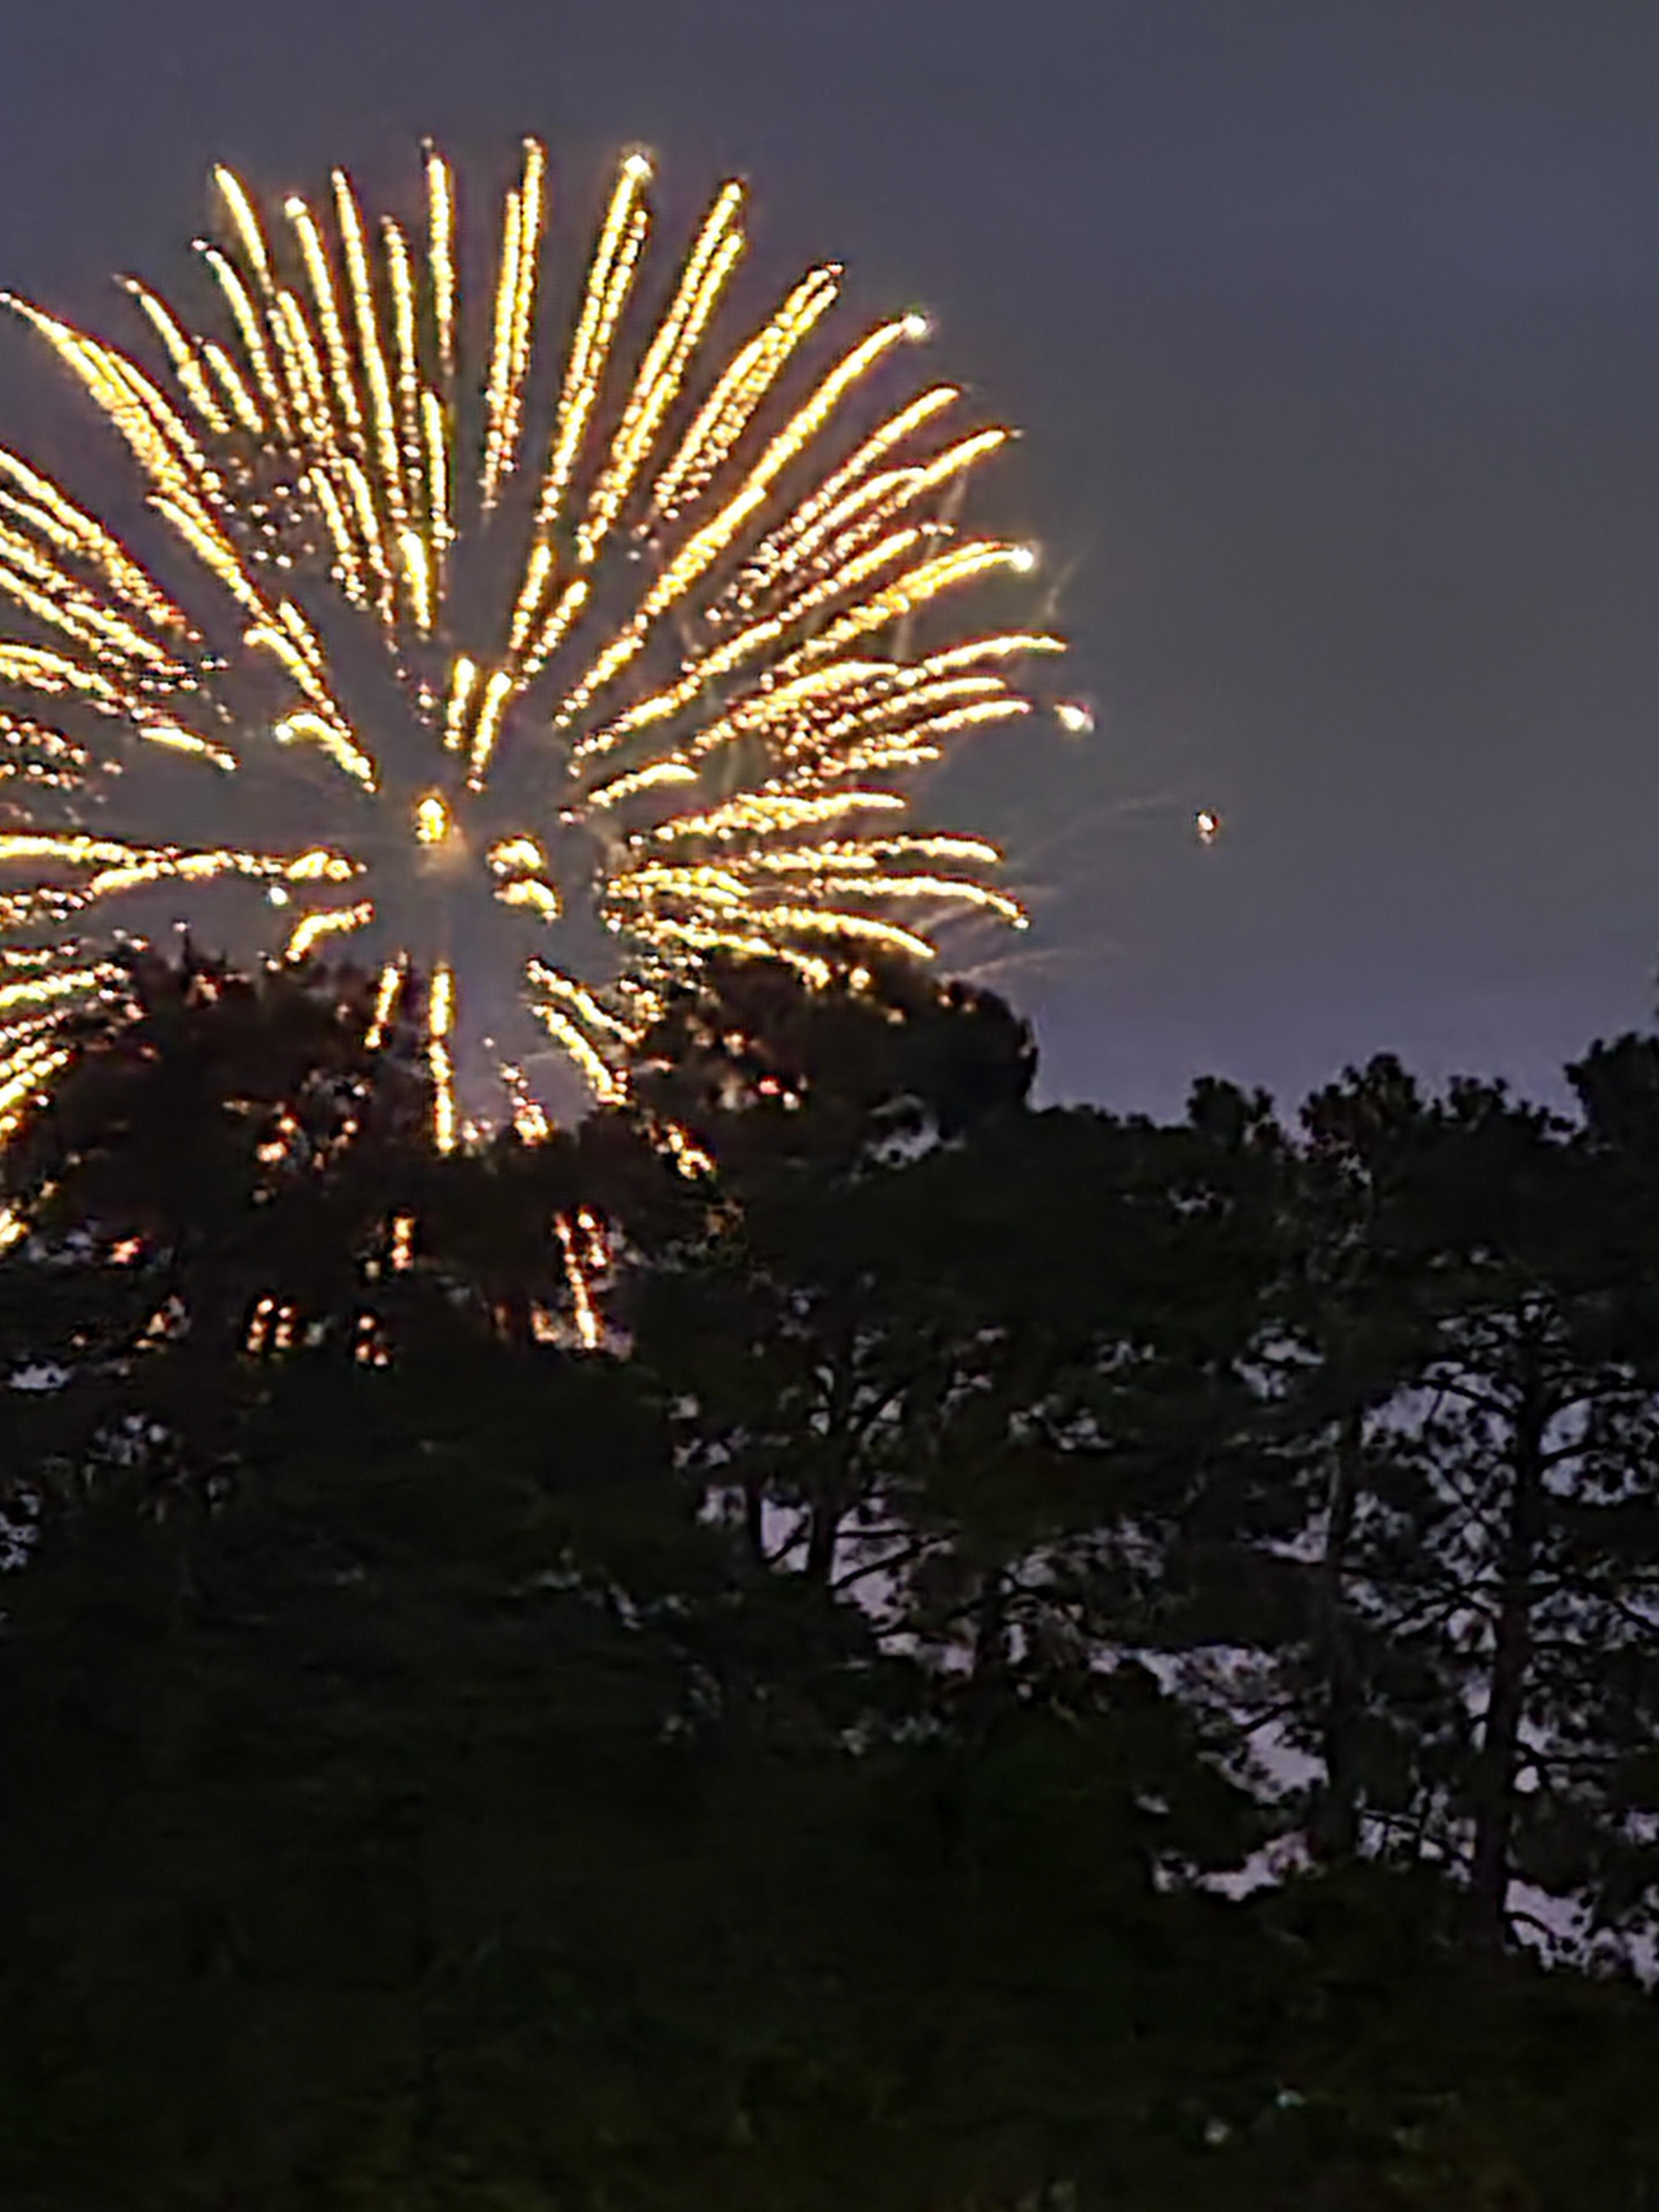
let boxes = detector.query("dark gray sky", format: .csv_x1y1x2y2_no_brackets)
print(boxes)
3,0,1658,1118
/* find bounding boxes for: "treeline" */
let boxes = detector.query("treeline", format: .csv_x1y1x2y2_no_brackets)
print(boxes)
3,950,1659,2209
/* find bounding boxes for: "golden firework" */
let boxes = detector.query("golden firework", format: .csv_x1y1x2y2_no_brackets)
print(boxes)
0,137,1064,1157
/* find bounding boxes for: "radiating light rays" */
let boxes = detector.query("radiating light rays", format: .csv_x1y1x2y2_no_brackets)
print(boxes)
0,135,1065,1166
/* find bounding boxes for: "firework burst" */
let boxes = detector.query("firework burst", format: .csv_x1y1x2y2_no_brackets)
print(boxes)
0,136,1064,1164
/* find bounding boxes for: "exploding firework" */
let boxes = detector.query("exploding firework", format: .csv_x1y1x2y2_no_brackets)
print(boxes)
0,137,1064,1161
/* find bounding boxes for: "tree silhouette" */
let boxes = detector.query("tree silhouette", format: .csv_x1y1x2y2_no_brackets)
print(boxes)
3,954,1659,2208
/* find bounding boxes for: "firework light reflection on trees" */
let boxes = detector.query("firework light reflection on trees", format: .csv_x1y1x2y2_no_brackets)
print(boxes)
0,135,1073,1204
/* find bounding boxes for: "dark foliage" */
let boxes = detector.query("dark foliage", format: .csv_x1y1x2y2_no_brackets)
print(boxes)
3,951,1659,2208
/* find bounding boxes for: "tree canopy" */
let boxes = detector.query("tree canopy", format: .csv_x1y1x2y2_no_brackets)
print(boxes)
3,949,1659,2209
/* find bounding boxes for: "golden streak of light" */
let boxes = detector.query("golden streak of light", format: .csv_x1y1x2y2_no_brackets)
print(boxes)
139,723,237,771
428,962,458,1152
332,170,407,535
770,428,1008,609
804,870,1025,924
658,658,892,771
106,345,234,495
577,1206,608,1273
4,833,213,876
284,196,365,447
785,674,1009,761
426,144,457,387
273,709,377,789
741,903,939,961
153,495,266,618
304,465,364,601
202,340,264,435
802,696,1031,783
428,962,455,1037
0,961,115,1014
551,332,907,720
0,712,91,772
0,645,123,708
772,544,1036,683
0,304,216,517
721,385,958,614
574,182,744,566
645,788,905,847
121,279,232,437
466,668,517,788
341,454,394,616
390,1211,415,1270
551,325,932,733
633,915,835,989
532,154,652,536
584,522,957,764
758,465,921,594
212,166,276,293
443,656,478,751
504,140,547,487
766,522,929,639
649,264,840,523
399,527,434,634
580,615,789,753
0,551,144,669
243,614,322,695
921,632,1067,674
0,450,189,631
582,758,698,813
518,577,589,683
555,1211,602,1349
22,839,352,902
365,958,404,1049
738,318,922,509
382,220,422,523
531,998,626,1105
196,240,293,441
272,290,334,453
0,1203,26,1254
0,550,173,673
526,958,637,1042
421,385,450,565
481,184,523,507
285,848,358,881
496,1053,553,1143
860,832,1002,863
1055,699,1093,734
509,538,555,656
550,480,763,728
285,899,373,961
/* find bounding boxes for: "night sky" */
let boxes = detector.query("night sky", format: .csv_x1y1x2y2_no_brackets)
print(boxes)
3,0,1657,1119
